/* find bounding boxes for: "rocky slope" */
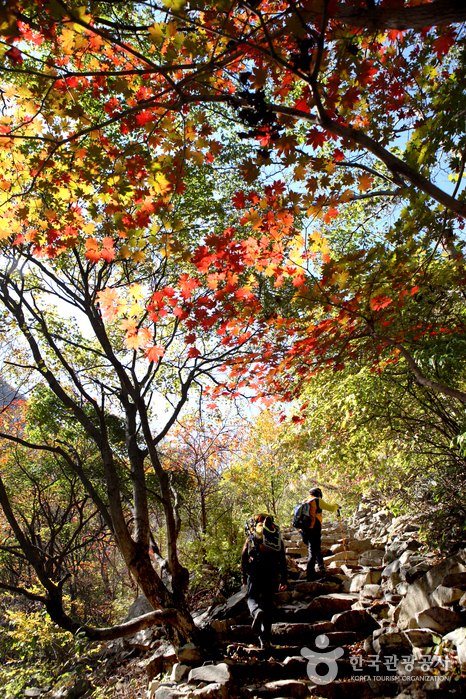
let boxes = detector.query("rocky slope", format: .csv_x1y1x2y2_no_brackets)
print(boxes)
19,506,466,699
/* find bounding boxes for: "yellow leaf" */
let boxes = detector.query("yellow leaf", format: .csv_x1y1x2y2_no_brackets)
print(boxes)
148,24,164,44
132,250,146,263
128,283,144,300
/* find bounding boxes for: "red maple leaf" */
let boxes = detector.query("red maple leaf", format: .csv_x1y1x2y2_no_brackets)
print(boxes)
178,273,199,299
5,47,23,66
371,295,393,311
433,30,456,59
306,129,327,149
232,191,246,209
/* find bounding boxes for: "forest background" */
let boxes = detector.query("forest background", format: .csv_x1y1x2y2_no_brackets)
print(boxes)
0,0,466,694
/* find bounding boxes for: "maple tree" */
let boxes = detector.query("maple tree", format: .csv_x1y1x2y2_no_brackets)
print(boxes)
0,1,464,407
0,226,270,645
1,0,466,640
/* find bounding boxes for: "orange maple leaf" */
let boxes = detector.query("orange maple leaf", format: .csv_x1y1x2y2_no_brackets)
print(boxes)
145,345,165,362
97,287,120,319
85,238,101,262
101,237,116,262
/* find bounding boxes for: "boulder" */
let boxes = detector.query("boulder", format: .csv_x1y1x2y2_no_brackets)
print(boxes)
189,684,229,698
443,626,466,666
361,585,383,599
170,663,189,683
122,594,153,622
146,643,177,680
381,560,401,579
372,627,412,656
154,688,183,699
177,642,203,664
403,628,437,648
397,549,466,630
307,593,359,618
442,572,466,589
331,609,380,633
348,574,369,593
211,588,248,620
430,585,465,607
255,679,309,697
404,563,432,584
415,606,464,634
188,663,231,685
359,551,384,567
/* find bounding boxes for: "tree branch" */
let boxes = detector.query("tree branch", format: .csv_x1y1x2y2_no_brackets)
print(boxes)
370,329,466,404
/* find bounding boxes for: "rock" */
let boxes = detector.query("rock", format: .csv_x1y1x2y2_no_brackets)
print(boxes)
359,550,384,567
372,627,412,656
154,688,183,699
360,585,382,599
331,609,380,633
415,606,465,634
443,626,466,666
188,663,231,685
211,620,228,636
397,548,466,630
148,680,160,699
189,684,229,698
274,590,292,604
348,574,368,593
254,679,309,697
292,581,337,596
442,572,466,589
177,643,203,664
404,563,432,584
146,642,177,680
122,595,153,622
403,628,437,648
211,587,248,620
24,691,42,698
307,593,359,618
382,559,401,578
304,679,375,698
431,585,465,607
366,570,382,584
170,663,189,682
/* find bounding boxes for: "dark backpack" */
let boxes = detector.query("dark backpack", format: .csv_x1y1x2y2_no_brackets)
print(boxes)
245,513,281,553
292,497,321,529
292,501,311,529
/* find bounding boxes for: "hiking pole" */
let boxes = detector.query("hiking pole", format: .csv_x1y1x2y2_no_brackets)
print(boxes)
337,508,348,564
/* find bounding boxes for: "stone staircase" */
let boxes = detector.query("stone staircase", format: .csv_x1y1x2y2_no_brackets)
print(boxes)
146,517,466,699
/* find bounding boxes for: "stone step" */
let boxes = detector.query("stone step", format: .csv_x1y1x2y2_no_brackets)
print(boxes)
306,677,399,698
227,621,364,647
229,656,354,683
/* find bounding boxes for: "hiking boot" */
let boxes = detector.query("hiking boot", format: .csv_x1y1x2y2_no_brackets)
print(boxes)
260,638,271,650
306,571,317,582
317,565,326,576
251,609,264,635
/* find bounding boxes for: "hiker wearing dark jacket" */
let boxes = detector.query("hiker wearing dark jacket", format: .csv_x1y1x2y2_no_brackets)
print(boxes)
241,514,287,648
300,488,340,581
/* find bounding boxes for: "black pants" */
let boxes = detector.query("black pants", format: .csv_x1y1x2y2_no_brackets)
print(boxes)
246,576,276,641
306,520,323,580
